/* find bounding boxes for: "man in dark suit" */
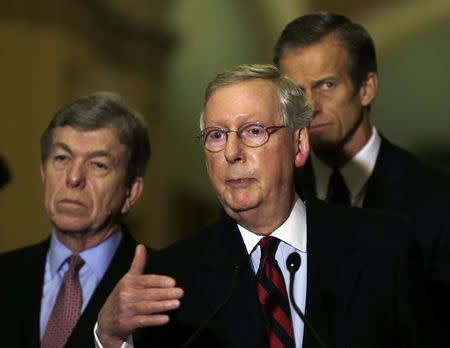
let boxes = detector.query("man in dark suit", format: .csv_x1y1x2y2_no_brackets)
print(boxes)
273,13,450,327
95,65,435,348
0,92,151,347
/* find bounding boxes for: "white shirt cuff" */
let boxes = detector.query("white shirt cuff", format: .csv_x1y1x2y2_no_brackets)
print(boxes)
93,322,134,348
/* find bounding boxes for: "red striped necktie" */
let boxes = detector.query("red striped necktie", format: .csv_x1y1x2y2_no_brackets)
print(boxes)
256,236,295,348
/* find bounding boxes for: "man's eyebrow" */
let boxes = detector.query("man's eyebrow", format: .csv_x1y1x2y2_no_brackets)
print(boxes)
51,143,113,160
85,150,113,159
312,76,336,88
51,142,72,155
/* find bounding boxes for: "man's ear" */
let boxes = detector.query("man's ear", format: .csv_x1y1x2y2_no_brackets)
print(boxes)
294,127,310,168
121,177,144,214
359,72,378,107
40,163,45,182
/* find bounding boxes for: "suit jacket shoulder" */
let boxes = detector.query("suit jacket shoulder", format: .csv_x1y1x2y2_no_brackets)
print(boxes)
365,137,450,211
366,138,450,286
305,199,437,347
0,229,140,348
0,239,49,347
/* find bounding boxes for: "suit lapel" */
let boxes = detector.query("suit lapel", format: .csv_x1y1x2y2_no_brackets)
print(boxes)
303,200,333,348
66,230,138,347
24,239,48,348
295,159,317,202
363,137,407,210
303,200,362,348
197,217,267,348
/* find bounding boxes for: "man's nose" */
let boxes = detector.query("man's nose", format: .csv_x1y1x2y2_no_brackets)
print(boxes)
66,160,86,188
304,89,320,117
223,131,244,163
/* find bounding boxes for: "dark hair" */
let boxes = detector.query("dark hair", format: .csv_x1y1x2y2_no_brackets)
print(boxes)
273,12,377,89
40,91,151,186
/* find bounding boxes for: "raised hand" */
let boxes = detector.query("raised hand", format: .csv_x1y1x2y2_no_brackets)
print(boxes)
96,244,184,347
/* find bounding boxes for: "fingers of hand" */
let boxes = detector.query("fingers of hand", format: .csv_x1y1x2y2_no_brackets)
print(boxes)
122,286,184,303
117,314,171,333
129,298,181,316
113,278,183,321
112,297,181,331
123,273,179,290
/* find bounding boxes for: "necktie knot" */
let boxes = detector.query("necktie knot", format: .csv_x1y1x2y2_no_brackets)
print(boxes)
68,254,85,273
258,236,281,260
327,169,350,205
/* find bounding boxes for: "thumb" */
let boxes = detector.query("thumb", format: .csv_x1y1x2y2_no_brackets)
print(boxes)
128,244,147,275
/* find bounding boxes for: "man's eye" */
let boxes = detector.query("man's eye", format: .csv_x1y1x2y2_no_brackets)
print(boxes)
54,155,68,162
52,154,70,169
321,81,335,90
91,161,109,172
94,162,107,169
208,130,225,140
244,126,264,137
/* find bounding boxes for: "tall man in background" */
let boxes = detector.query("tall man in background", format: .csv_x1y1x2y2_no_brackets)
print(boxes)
274,12,450,328
0,92,150,347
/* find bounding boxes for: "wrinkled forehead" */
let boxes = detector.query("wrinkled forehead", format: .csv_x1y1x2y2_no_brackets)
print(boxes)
203,80,281,126
50,126,127,157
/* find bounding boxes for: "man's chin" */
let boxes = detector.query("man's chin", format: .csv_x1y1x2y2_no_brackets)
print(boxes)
311,136,337,149
51,219,93,236
222,200,258,216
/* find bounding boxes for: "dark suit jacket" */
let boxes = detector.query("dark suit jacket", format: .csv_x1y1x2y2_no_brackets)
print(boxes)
0,228,139,348
136,199,433,348
296,137,450,329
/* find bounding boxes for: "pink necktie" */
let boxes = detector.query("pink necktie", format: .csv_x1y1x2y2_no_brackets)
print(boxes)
41,254,84,348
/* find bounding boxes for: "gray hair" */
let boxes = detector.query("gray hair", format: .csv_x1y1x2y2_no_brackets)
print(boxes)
200,64,311,130
40,91,151,187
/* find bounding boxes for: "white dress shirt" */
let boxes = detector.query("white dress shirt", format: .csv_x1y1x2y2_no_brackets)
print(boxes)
311,126,381,207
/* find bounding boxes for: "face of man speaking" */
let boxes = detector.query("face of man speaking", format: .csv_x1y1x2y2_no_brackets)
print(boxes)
41,126,143,251
202,78,309,235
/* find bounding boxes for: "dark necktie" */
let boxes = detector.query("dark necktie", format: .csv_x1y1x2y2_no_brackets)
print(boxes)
256,236,295,348
327,169,350,205
41,254,85,348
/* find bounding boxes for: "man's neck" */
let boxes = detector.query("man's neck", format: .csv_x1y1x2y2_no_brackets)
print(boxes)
54,225,119,253
315,119,373,168
229,193,297,236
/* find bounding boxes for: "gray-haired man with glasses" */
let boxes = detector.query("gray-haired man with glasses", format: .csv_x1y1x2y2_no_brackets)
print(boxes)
95,64,434,348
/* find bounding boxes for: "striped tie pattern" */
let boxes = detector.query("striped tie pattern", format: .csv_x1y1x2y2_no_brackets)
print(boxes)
41,254,84,348
256,236,295,348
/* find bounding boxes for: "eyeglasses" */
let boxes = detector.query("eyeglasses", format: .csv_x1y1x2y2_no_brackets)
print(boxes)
197,122,289,152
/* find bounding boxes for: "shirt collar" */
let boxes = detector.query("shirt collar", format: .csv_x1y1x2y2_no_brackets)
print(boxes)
238,198,307,255
311,126,381,201
47,228,123,280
